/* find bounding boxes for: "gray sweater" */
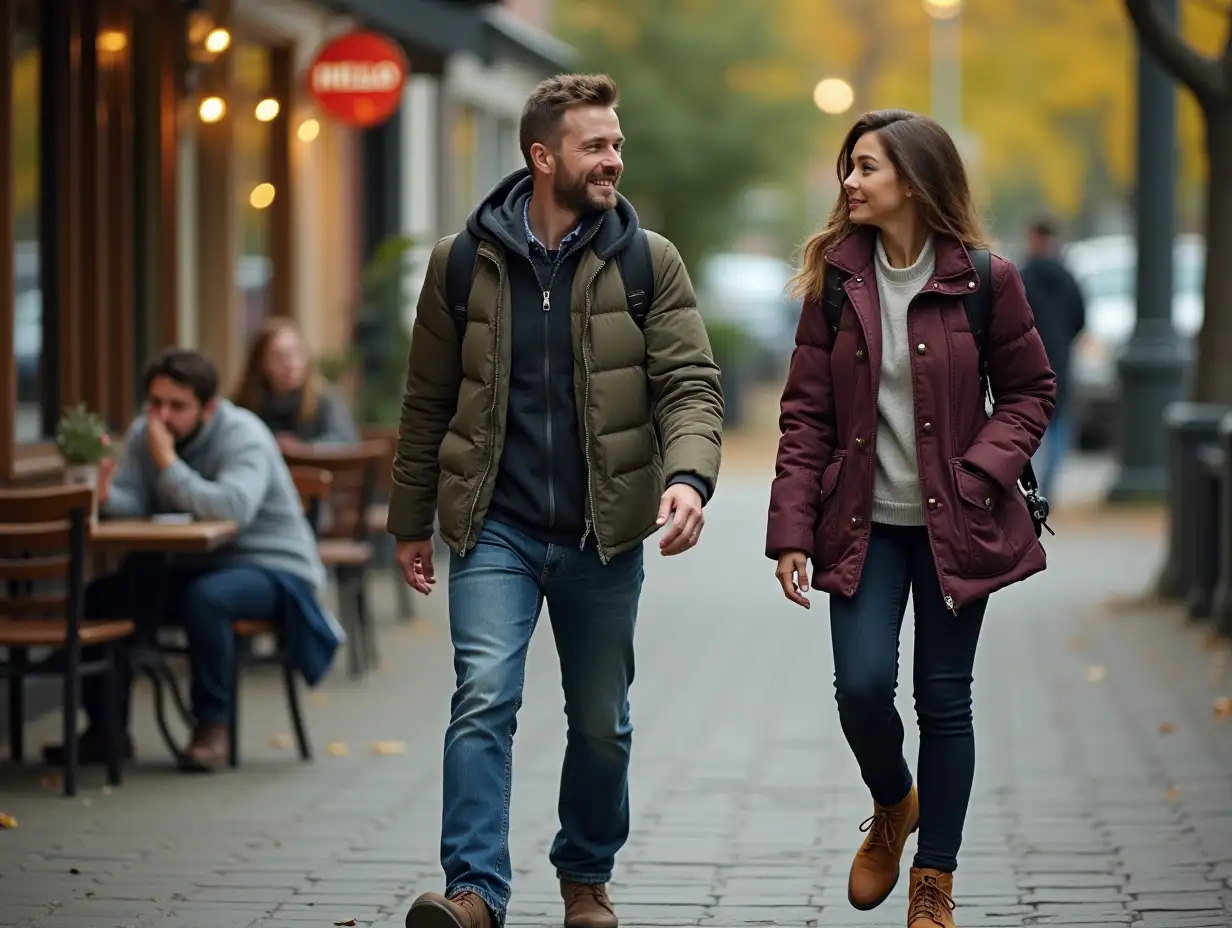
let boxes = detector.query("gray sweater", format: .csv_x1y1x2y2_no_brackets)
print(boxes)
871,234,935,527
103,400,327,591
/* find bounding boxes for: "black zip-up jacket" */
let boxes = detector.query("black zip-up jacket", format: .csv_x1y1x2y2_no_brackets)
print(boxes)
472,175,626,544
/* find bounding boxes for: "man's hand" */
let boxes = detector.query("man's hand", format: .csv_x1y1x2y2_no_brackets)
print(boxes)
396,539,437,595
96,456,117,506
775,551,812,609
656,483,705,556
147,418,176,470
276,433,306,455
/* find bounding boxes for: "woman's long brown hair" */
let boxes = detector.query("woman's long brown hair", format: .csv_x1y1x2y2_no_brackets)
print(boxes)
232,316,321,424
789,109,988,300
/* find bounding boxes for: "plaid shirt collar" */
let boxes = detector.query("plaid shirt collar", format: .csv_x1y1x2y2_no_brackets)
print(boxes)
524,197,582,258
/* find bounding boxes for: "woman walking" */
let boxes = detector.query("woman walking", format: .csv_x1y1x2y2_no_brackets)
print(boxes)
765,110,1056,927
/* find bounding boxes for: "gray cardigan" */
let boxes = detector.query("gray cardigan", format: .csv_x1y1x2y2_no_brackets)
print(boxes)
104,400,327,591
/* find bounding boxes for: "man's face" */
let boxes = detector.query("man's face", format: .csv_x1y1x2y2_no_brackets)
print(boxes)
146,376,214,442
542,105,624,215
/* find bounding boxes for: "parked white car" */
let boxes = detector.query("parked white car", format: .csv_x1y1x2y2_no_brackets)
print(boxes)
1062,233,1205,449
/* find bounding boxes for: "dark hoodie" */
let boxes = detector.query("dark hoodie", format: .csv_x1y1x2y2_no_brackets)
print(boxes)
470,169,644,545
1019,254,1086,405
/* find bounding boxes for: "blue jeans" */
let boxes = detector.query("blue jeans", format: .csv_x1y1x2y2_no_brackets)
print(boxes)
1034,402,1070,501
81,559,284,728
829,523,987,873
441,520,644,924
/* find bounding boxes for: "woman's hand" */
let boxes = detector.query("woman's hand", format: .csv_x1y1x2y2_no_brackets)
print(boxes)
775,550,813,609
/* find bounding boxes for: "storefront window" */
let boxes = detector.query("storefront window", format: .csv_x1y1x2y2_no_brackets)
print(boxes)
13,0,42,443
234,41,272,339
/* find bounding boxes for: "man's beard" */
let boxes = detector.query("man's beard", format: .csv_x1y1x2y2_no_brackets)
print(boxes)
553,164,620,215
172,412,206,452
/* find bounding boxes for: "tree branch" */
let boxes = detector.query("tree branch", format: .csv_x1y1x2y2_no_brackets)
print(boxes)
1125,0,1225,104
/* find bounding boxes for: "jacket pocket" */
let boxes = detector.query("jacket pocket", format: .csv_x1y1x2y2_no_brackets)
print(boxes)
815,452,847,567
951,460,1018,578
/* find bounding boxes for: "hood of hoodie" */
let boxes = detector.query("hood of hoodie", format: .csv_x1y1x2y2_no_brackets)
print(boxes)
466,167,642,262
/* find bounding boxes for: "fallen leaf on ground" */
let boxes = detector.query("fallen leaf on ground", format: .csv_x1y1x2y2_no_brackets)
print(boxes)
334,920,358,927
1066,635,1088,652
1085,664,1108,683
0,813,16,829
325,741,349,757
39,774,61,791
311,692,331,707
1166,787,1181,801
1202,631,1229,651
1214,696,1232,720
371,740,407,756
1158,722,1175,735
268,733,293,750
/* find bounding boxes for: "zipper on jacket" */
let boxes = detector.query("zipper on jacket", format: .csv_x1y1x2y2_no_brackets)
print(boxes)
578,259,608,564
525,221,606,532
458,253,505,556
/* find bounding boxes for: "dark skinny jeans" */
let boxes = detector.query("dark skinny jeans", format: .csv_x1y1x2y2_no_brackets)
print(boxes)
829,523,987,873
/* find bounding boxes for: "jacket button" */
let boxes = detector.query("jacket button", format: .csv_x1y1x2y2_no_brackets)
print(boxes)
854,437,867,450
855,276,864,283
968,280,977,289
855,347,866,360
916,343,927,355
984,496,992,508
922,421,933,432
927,498,938,509
851,516,865,528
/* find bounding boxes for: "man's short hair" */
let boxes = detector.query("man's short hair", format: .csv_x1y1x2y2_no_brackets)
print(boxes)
519,73,619,169
1028,214,1060,239
142,348,220,404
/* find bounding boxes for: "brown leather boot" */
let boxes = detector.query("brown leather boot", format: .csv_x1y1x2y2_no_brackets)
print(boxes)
847,784,920,910
908,868,956,928
178,723,228,773
561,880,618,928
405,891,493,928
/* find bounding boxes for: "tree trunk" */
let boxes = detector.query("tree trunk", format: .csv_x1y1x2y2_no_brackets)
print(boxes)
1192,101,1232,405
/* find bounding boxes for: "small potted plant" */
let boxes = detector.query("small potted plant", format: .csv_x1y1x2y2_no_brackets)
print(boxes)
55,403,110,516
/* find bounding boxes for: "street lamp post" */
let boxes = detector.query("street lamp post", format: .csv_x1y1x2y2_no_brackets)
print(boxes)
1107,0,1189,502
924,0,963,136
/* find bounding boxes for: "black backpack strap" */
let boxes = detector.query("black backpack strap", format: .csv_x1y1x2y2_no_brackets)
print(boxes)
821,262,849,341
444,229,481,342
963,247,993,399
615,228,654,328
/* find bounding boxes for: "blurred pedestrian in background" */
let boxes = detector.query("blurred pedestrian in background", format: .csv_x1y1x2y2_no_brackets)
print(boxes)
1019,215,1086,502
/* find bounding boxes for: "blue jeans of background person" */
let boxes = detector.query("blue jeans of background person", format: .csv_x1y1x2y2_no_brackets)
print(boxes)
1034,402,1070,502
441,520,644,924
81,558,284,729
829,523,987,873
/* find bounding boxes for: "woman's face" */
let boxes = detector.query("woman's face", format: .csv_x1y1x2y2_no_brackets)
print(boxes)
262,329,307,395
842,130,912,228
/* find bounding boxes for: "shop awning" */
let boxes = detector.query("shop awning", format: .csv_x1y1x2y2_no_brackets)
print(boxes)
480,4,577,75
333,0,492,58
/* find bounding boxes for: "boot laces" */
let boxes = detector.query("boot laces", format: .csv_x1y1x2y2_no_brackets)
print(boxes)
565,883,613,914
858,810,899,851
909,874,955,924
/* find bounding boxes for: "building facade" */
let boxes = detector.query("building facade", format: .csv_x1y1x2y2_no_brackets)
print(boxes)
0,0,572,486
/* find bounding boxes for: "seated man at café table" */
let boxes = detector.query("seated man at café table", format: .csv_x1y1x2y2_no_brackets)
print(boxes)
42,348,343,772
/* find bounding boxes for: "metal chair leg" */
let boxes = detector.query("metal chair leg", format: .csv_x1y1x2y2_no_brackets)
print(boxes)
103,650,122,787
228,655,241,769
282,658,312,761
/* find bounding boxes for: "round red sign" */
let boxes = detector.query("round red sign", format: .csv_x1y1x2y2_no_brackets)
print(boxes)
307,31,409,128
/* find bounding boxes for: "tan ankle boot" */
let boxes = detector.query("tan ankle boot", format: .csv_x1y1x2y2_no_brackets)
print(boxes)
561,880,617,928
405,891,493,928
908,868,956,928
847,784,920,910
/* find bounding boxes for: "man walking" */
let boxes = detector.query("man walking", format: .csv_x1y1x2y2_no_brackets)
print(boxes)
1020,215,1086,500
388,74,723,928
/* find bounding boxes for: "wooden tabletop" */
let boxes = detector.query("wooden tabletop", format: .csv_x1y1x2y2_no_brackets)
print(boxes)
90,519,239,554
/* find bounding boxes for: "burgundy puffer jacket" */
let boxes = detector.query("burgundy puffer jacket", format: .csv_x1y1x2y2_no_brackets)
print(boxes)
765,229,1057,611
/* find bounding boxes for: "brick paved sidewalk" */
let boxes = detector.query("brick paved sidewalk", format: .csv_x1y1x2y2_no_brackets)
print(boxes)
1,470,1231,928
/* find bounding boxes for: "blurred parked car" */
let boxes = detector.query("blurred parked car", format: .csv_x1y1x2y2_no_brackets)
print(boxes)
696,251,797,380
1061,233,1205,449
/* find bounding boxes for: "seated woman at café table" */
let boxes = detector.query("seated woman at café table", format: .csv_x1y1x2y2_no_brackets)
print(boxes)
232,316,357,454
42,348,344,773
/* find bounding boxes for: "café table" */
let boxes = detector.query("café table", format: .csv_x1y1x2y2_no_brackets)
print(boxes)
89,518,238,761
